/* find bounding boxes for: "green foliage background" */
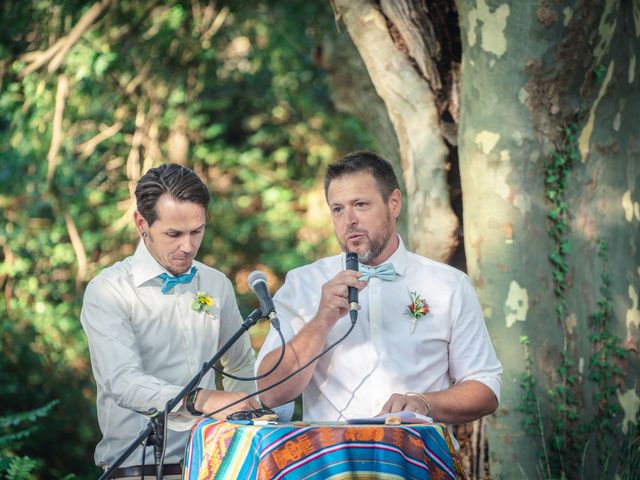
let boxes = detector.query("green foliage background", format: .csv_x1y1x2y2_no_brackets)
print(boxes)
0,1,371,477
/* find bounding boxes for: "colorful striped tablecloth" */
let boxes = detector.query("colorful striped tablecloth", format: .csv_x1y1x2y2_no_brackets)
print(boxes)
183,419,466,480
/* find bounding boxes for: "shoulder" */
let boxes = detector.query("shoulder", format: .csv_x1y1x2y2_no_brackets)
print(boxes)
405,251,472,289
193,260,234,290
275,254,342,298
82,257,137,314
193,260,229,280
84,256,132,293
283,254,342,284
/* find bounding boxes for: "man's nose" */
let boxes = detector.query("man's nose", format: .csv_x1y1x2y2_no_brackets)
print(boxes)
345,207,358,226
180,235,196,253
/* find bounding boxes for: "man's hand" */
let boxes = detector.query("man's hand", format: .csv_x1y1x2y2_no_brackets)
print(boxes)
315,269,367,327
376,381,498,424
256,269,367,408
195,390,261,420
377,393,431,417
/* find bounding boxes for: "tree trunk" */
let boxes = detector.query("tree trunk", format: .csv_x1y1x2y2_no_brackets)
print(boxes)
456,0,639,477
333,0,640,478
319,27,408,239
333,0,460,264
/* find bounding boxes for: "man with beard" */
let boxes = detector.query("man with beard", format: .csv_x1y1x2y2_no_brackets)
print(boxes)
255,151,502,426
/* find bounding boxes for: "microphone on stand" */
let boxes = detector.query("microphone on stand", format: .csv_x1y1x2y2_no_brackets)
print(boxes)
345,252,359,323
247,270,280,330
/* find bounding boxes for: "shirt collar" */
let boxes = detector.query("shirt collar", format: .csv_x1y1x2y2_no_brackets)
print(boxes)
384,234,407,276
130,240,194,288
341,234,407,277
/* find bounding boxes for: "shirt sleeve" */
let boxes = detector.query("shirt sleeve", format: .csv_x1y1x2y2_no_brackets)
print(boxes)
80,277,187,424
448,275,503,403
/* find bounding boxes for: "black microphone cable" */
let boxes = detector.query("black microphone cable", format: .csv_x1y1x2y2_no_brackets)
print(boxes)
212,316,287,382
157,406,168,480
132,310,287,478
202,317,358,420
180,308,287,422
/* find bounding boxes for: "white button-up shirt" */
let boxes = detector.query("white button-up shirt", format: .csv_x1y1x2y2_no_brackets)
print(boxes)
256,237,502,421
81,241,255,468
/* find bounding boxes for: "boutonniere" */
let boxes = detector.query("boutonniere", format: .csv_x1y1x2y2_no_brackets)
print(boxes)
407,291,429,333
192,291,214,313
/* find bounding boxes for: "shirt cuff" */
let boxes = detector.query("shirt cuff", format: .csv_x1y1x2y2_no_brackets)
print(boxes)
167,400,199,432
459,375,501,404
147,385,199,432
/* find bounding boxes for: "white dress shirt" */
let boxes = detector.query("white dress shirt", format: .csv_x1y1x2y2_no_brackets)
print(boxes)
256,236,502,421
81,240,256,468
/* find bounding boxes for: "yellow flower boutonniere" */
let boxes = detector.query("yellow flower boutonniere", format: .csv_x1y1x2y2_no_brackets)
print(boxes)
407,291,429,333
192,291,214,313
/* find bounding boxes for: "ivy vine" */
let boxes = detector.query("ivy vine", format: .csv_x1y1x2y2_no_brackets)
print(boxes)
544,122,582,472
588,240,628,471
518,118,631,478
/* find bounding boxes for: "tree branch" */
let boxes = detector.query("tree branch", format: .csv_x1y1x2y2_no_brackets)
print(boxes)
47,74,69,185
334,0,459,262
63,211,88,288
74,122,123,159
18,0,113,78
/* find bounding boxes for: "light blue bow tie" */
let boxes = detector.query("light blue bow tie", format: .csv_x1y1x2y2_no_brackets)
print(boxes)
158,266,197,294
359,263,396,281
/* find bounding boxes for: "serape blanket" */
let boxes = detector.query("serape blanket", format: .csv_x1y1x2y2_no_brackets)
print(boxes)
183,419,466,480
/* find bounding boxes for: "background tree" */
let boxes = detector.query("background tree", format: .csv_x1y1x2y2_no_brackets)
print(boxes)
2,0,639,478
331,0,639,478
0,1,368,477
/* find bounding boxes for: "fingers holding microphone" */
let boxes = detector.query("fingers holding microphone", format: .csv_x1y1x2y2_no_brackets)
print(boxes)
316,260,367,327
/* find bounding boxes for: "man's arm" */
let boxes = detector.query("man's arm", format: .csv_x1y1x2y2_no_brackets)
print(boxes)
81,278,260,423
377,380,498,424
256,269,366,407
81,279,184,413
379,274,502,424
191,389,261,419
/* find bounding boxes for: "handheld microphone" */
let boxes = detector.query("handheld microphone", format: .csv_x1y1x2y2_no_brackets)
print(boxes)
345,252,359,323
247,270,280,330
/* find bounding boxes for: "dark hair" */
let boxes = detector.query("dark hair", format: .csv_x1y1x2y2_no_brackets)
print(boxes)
323,151,400,201
135,164,210,225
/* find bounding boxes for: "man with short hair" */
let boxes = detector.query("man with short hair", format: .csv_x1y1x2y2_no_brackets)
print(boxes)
256,151,502,427
81,164,259,478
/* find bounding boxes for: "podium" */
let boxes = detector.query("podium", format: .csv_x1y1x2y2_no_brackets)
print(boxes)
184,418,466,479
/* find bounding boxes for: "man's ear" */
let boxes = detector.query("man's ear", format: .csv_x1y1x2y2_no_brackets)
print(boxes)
388,189,402,219
133,210,148,236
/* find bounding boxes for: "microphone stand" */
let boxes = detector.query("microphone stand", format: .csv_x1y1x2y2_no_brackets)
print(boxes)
99,308,264,480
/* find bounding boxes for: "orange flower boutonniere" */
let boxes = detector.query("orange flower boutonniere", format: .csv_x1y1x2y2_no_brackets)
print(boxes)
407,291,429,333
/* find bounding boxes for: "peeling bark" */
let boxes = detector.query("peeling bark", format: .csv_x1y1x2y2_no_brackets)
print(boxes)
334,0,639,477
318,28,407,239
457,0,640,476
333,0,459,264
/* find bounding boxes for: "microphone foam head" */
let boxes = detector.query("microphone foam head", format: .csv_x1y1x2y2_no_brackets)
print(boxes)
247,270,268,291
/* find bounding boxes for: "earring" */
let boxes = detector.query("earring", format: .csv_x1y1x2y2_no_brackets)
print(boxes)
141,232,147,238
